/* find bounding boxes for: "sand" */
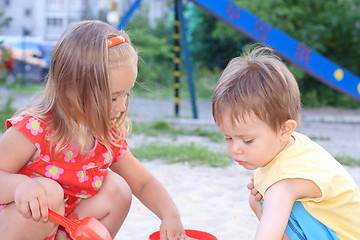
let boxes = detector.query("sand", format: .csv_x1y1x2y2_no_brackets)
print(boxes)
114,130,360,240
114,160,257,240
114,159,360,240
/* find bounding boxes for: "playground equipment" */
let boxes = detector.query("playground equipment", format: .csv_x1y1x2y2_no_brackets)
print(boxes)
118,0,360,118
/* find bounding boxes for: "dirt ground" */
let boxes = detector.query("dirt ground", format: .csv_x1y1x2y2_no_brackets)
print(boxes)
128,97,360,158
5,92,360,164
5,93,360,183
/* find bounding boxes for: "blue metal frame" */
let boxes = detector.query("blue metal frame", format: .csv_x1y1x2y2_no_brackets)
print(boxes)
176,0,198,119
117,0,144,30
118,0,199,118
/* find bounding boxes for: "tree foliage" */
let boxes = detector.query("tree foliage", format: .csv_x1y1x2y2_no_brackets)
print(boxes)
0,10,12,85
126,7,174,89
188,0,360,107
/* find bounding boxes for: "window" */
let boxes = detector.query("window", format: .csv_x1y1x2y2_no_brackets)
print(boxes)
46,0,64,7
68,18,79,24
4,19,11,28
47,18,63,27
82,0,89,7
24,8,32,17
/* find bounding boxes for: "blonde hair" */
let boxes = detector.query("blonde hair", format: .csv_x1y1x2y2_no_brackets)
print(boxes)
26,20,138,155
212,46,301,131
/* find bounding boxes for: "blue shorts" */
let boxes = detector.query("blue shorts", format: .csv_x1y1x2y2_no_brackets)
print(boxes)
285,201,339,240
260,201,339,240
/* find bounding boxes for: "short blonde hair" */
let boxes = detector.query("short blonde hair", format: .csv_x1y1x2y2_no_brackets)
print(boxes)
212,46,301,131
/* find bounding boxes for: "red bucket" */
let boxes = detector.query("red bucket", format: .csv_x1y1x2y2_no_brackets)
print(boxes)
149,229,217,240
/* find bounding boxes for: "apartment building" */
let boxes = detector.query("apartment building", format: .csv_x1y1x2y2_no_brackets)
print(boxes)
0,0,99,41
0,0,168,81
0,0,168,42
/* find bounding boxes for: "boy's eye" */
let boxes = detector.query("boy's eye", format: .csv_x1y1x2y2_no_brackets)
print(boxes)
244,139,253,144
224,137,232,141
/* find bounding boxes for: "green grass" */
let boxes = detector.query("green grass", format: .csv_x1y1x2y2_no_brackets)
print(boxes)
132,142,232,167
309,135,331,141
131,121,360,167
0,98,16,133
0,83,43,134
335,156,360,166
131,121,231,167
10,83,45,94
131,120,224,142
131,140,360,167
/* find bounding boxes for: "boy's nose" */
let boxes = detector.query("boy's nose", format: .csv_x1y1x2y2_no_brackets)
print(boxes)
232,141,244,155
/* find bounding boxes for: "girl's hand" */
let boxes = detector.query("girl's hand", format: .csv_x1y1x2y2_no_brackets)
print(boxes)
14,178,49,221
159,216,190,240
247,177,263,203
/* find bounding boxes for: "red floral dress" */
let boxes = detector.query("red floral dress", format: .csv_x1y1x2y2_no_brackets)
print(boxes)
1,114,127,239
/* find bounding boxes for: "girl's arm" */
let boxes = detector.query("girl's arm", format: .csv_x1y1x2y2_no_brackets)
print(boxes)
0,126,37,204
110,148,185,238
254,178,321,240
0,126,51,221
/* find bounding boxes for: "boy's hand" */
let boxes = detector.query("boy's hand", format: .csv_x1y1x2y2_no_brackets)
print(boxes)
14,178,49,222
247,177,263,203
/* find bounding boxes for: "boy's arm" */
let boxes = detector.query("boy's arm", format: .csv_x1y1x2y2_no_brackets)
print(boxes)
255,178,321,240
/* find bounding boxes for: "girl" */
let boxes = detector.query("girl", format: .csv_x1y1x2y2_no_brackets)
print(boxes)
0,20,187,240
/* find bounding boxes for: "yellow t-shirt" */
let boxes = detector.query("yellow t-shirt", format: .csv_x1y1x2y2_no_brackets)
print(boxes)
254,132,360,240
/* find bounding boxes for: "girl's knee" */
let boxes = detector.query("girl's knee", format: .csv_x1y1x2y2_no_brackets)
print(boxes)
35,177,64,211
103,172,132,206
0,202,59,239
75,172,132,221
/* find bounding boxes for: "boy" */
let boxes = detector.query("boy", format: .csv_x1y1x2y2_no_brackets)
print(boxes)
212,46,360,239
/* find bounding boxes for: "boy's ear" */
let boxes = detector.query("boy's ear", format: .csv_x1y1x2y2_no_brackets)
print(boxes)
280,119,297,140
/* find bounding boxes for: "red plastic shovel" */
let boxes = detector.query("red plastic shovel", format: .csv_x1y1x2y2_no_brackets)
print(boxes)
48,208,112,240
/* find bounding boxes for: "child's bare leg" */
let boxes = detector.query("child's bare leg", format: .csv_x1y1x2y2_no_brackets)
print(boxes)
0,177,65,240
76,171,132,238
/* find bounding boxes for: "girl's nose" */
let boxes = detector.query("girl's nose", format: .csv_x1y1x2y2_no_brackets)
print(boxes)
113,98,126,113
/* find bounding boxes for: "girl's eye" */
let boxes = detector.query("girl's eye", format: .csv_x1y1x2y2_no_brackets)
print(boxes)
224,137,232,141
112,92,129,102
244,139,253,144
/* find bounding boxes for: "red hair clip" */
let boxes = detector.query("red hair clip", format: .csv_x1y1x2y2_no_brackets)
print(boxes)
107,35,127,48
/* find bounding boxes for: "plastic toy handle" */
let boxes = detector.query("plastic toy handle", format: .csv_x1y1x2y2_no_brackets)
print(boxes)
48,208,71,228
